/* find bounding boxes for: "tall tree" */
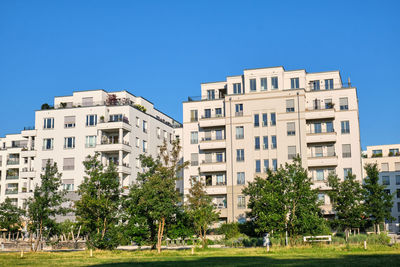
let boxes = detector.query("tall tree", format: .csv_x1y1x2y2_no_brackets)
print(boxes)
327,173,365,239
363,163,394,233
243,157,326,243
27,160,67,251
0,198,25,239
186,176,220,248
124,139,188,253
75,153,122,249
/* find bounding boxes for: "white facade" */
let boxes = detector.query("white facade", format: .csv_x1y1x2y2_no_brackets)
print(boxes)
182,66,362,223
0,89,181,208
363,144,400,225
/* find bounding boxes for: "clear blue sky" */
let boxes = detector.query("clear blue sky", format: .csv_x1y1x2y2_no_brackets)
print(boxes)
0,0,399,148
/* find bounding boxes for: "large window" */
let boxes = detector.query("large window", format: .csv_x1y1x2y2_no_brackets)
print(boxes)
63,158,75,171
85,136,96,148
260,78,267,90
311,80,320,90
271,136,277,149
190,131,198,144
262,113,268,126
190,153,198,166
207,90,215,100
235,104,243,116
64,116,75,128
286,99,295,112
64,137,75,149
237,195,246,209
287,122,296,136
86,115,97,126
382,176,390,185
270,113,276,126
255,160,261,173
342,144,351,158
216,174,225,185
43,118,54,129
254,136,260,150
344,168,352,179
43,138,54,150
271,77,278,89
288,146,296,159
272,159,277,171
216,153,224,163
314,123,322,133
263,159,269,172
341,121,350,134
325,79,334,89
339,97,349,110
250,79,257,91
326,121,334,132
316,169,324,181
237,172,245,185
233,83,242,94
190,110,198,122
290,78,299,89
236,126,244,139
216,130,223,140
204,109,211,118
263,136,268,149
396,175,400,185
143,120,148,133
236,149,244,162
142,140,147,153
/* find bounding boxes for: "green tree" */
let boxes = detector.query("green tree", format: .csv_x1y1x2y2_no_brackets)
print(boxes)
327,173,365,240
27,160,68,251
0,198,25,239
75,153,122,249
363,163,394,233
186,176,220,248
124,140,188,253
243,157,326,243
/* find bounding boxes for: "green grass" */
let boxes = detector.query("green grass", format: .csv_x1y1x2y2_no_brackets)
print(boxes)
1,245,400,266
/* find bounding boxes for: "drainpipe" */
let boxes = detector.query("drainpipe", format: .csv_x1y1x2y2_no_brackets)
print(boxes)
296,92,302,158
229,97,234,222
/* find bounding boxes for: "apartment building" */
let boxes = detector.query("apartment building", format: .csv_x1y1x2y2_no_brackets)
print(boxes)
362,144,400,230
0,89,181,209
182,66,362,223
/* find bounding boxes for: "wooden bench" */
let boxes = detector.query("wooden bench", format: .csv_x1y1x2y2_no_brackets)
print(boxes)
303,235,332,243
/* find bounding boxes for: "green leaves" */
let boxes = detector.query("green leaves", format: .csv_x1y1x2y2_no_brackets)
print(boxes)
0,197,25,232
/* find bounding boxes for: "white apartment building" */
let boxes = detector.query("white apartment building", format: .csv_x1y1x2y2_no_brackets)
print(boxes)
182,66,362,223
0,89,181,209
362,144,400,229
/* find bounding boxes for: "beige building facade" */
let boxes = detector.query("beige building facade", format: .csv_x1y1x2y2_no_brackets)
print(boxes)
182,66,362,223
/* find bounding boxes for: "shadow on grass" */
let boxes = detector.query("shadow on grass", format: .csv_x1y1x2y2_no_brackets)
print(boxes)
92,254,400,266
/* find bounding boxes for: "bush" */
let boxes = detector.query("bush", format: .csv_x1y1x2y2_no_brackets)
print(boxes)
219,223,241,240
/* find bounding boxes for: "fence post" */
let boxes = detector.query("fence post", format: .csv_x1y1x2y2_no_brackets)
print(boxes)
364,240,367,250
20,250,24,258
90,248,93,257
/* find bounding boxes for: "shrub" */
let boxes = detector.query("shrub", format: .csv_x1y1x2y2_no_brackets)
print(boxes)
219,223,241,240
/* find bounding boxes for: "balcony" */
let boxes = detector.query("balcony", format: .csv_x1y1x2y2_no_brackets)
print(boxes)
305,107,335,120
117,164,131,174
5,189,18,195
98,119,131,132
200,161,226,172
95,141,131,153
7,159,20,165
199,138,226,150
21,149,36,157
205,186,227,195
20,169,35,178
306,132,337,143
199,115,225,128
6,175,19,180
307,154,338,167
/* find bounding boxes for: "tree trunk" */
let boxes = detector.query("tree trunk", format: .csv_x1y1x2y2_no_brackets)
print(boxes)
34,220,43,252
202,228,207,249
377,223,381,234
76,226,81,240
101,218,107,240
157,218,165,254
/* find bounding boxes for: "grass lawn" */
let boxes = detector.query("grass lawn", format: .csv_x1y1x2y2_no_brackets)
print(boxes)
1,245,399,266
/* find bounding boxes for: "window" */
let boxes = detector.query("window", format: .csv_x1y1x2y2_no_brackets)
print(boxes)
263,159,269,172
339,97,349,110
326,121,334,132
327,145,335,157
396,175,400,185
250,78,257,91
382,176,390,185
316,169,324,181
207,90,215,100
136,158,141,168
255,160,261,173
344,168,352,179
341,121,350,134
157,128,161,139
315,146,323,157
190,110,198,122
43,138,54,150
397,189,400,199
216,174,225,185
290,78,299,89
63,158,74,171
64,116,75,128
136,137,140,147
263,136,268,149
204,130,211,141
271,136,277,149
261,78,267,90
325,79,334,90
271,77,278,89
254,136,260,150
342,144,351,158
398,203,400,212
236,126,244,139
288,146,296,159
190,132,198,144
287,122,296,136
142,140,147,153
251,114,259,128
325,98,333,109
314,123,322,133
270,113,276,126
62,180,74,191
142,120,147,133
43,118,54,129
286,99,295,112
373,149,382,157
262,113,268,126
313,99,321,110
272,159,277,171
237,195,246,209
204,109,211,118
216,153,224,162
235,104,243,116
216,108,222,117
311,80,320,90
85,136,96,148
213,195,227,209
206,175,212,186
86,115,97,126
236,149,244,162
136,117,140,127
389,148,399,156
318,193,325,204
233,83,242,94
191,153,198,166
237,172,245,185
64,137,75,149
381,163,389,172
216,130,223,140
